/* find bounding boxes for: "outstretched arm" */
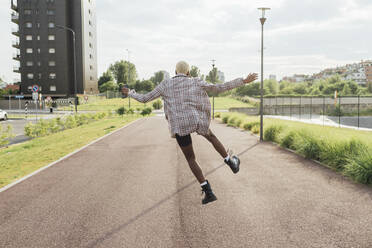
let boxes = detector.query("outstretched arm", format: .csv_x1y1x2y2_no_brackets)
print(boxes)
199,73,258,94
122,85,162,103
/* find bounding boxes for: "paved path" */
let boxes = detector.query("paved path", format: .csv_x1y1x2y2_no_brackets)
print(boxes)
0,117,371,248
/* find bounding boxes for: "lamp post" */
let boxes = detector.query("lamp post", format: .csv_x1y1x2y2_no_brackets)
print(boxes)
258,7,270,141
211,59,216,119
56,25,78,113
126,49,131,109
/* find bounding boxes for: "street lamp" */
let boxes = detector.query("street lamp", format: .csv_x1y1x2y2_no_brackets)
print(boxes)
211,59,216,119
126,49,131,109
258,7,270,141
56,25,78,113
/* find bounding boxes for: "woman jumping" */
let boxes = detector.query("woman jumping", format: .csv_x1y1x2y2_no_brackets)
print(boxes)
122,61,257,204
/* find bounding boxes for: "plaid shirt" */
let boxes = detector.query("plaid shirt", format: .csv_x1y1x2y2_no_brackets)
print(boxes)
129,74,244,136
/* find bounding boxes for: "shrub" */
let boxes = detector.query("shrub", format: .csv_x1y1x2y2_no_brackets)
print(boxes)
215,112,221,118
320,139,367,171
152,99,163,110
243,121,260,131
251,125,260,134
294,131,323,160
280,131,297,149
141,107,152,116
0,125,15,146
344,150,372,184
116,107,126,116
264,125,283,143
222,115,229,124
235,119,242,128
127,108,134,114
227,117,237,127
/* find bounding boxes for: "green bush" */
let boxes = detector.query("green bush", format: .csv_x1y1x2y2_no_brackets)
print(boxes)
215,112,221,118
294,131,323,160
320,139,367,170
280,131,297,149
141,107,152,116
344,150,372,184
152,99,163,110
235,119,242,128
116,107,126,116
227,117,237,127
243,121,260,131
0,125,15,146
264,125,283,143
251,125,260,134
64,116,78,129
222,115,229,124
127,108,134,114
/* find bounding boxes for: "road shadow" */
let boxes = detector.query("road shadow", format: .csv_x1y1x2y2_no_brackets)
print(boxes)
86,142,260,248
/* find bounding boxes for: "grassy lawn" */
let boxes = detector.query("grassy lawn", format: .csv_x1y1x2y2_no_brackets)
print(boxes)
59,96,254,111
217,112,372,184
0,115,141,188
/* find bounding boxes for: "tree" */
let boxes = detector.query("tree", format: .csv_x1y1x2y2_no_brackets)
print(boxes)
206,67,220,84
98,70,114,87
190,66,201,78
368,81,372,93
109,60,137,85
150,71,164,86
98,81,118,93
264,79,278,95
141,80,155,92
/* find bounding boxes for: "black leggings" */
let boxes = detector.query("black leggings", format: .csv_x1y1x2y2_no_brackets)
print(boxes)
175,134,192,147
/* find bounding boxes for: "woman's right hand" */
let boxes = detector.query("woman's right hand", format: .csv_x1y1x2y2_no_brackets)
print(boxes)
243,73,258,84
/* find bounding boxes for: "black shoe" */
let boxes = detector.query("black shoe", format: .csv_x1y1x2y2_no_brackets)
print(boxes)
225,155,240,174
201,180,217,205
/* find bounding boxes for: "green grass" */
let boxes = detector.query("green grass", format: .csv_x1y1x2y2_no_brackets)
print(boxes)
58,96,254,112
216,112,372,184
0,115,141,188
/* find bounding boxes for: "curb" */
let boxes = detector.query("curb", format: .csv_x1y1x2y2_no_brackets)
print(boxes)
0,118,143,194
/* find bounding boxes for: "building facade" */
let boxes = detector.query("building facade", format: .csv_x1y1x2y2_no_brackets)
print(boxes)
11,0,98,97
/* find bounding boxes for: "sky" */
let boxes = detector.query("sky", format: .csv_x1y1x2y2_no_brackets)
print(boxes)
1,0,372,83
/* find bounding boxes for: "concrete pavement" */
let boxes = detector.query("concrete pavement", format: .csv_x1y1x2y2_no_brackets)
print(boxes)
0,116,371,247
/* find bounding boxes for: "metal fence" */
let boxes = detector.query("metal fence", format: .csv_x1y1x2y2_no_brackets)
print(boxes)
261,96,372,129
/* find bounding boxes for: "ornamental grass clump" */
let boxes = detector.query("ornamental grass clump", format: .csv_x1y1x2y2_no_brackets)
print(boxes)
344,149,372,184
294,131,323,160
280,131,297,150
227,117,237,127
264,125,283,143
243,121,260,131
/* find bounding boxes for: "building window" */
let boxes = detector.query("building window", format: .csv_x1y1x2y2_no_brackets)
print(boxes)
26,48,33,53
24,9,32,15
36,9,40,15
90,76,93,80
37,48,41,54
89,32,92,37
37,61,41,66
25,22,32,28
26,35,33,40
48,35,55,41
46,10,55,15
27,73,34,79
90,65,93,70
26,61,33,66
88,9,91,15
50,85,56,91
49,61,56,66
48,22,55,28
37,35,40,40
37,23,40,28
89,43,92,48
38,73,42,79
89,20,92,26
49,73,56,79
49,48,55,53
89,54,93,59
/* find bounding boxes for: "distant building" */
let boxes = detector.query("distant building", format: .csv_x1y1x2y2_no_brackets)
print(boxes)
11,0,98,97
4,84,20,92
269,74,276,81
217,71,225,83
365,66,372,85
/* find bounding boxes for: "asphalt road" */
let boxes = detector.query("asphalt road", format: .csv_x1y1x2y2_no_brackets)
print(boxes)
0,117,371,248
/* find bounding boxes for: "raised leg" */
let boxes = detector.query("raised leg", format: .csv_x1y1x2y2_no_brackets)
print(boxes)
202,129,228,158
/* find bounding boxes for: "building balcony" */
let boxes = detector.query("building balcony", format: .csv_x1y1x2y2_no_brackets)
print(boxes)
11,0,18,11
13,52,20,61
12,40,20,49
11,12,19,24
11,27,19,36
13,66,21,73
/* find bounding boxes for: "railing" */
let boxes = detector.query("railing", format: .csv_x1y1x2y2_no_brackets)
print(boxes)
11,12,19,23
11,27,19,36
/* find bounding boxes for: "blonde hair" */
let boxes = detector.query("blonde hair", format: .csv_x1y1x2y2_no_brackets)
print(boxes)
175,61,190,75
